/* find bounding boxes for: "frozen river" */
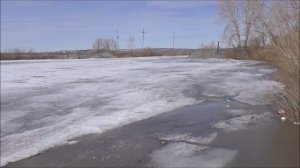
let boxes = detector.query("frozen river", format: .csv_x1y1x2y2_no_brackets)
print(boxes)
1,56,286,166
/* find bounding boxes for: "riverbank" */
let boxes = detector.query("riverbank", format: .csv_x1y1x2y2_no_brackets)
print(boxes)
222,48,299,124
0,48,196,60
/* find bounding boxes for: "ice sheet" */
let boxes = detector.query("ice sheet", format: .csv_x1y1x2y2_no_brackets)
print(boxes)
213,112,272,132
149,142,238,168
1,56,281,166
159,132,218,144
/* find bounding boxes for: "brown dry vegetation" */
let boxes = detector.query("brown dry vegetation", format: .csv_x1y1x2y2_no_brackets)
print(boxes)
219,0,299,123
111,48,193,57
190,41,221,58
1,48,194,60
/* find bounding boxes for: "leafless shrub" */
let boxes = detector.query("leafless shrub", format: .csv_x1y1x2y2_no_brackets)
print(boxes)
190,41,218,58
92,38,118,52
127,34,135,50
218,0,299,122
219,0,264,53
199,41,216,49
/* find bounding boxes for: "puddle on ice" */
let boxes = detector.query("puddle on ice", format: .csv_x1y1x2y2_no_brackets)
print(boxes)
149,142,238,168
226,109,248,116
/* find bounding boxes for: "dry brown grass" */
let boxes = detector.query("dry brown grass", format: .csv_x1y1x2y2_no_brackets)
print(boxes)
190,48,218,59
253,48,299,123
1,52,58,60
111,48,164,57
1,48,194,60
219,0,299,123
224,46,299,123
111,48,192,57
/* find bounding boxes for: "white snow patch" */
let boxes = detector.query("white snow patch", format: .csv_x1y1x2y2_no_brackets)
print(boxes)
66,140,79,145
149,142,238,168
160,132,217,144
213,112,272,132
0,98,197,166
234,81,284,105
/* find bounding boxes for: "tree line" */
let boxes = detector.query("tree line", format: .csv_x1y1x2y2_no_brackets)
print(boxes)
218,0,299,68
92,34,136,52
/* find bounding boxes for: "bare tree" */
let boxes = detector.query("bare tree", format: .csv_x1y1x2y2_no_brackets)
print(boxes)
219,0,242,48
241,0,262,48
108,38,117,50
274,1,299,68
219,0,299,66
218,0,300,121
199,41,216,49
253,0,299,68
259,0,299,121
93,38,118,52
93,38,103,52
127,34,135,49
219,0,264,49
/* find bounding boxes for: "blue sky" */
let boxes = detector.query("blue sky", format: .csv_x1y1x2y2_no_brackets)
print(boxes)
1,1,223,52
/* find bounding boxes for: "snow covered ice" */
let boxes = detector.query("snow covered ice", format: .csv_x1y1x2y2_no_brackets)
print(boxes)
1,56,283,166
213,112,272,132
149,142,238,168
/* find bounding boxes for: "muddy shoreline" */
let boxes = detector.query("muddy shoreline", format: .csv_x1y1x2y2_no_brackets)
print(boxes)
5,100,299,167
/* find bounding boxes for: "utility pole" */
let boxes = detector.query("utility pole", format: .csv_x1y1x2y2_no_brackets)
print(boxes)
217,41,220,54
142,28,145,49
172,32,175,49
116,30,119,50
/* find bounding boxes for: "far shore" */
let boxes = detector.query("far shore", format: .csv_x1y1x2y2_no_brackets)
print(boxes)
1,48,201,60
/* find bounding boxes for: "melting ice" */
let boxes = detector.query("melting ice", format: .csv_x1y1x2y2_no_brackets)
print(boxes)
1,56,282,166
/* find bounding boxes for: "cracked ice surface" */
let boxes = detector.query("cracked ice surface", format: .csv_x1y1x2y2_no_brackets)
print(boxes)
149,142,238,168
1,56,282,166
